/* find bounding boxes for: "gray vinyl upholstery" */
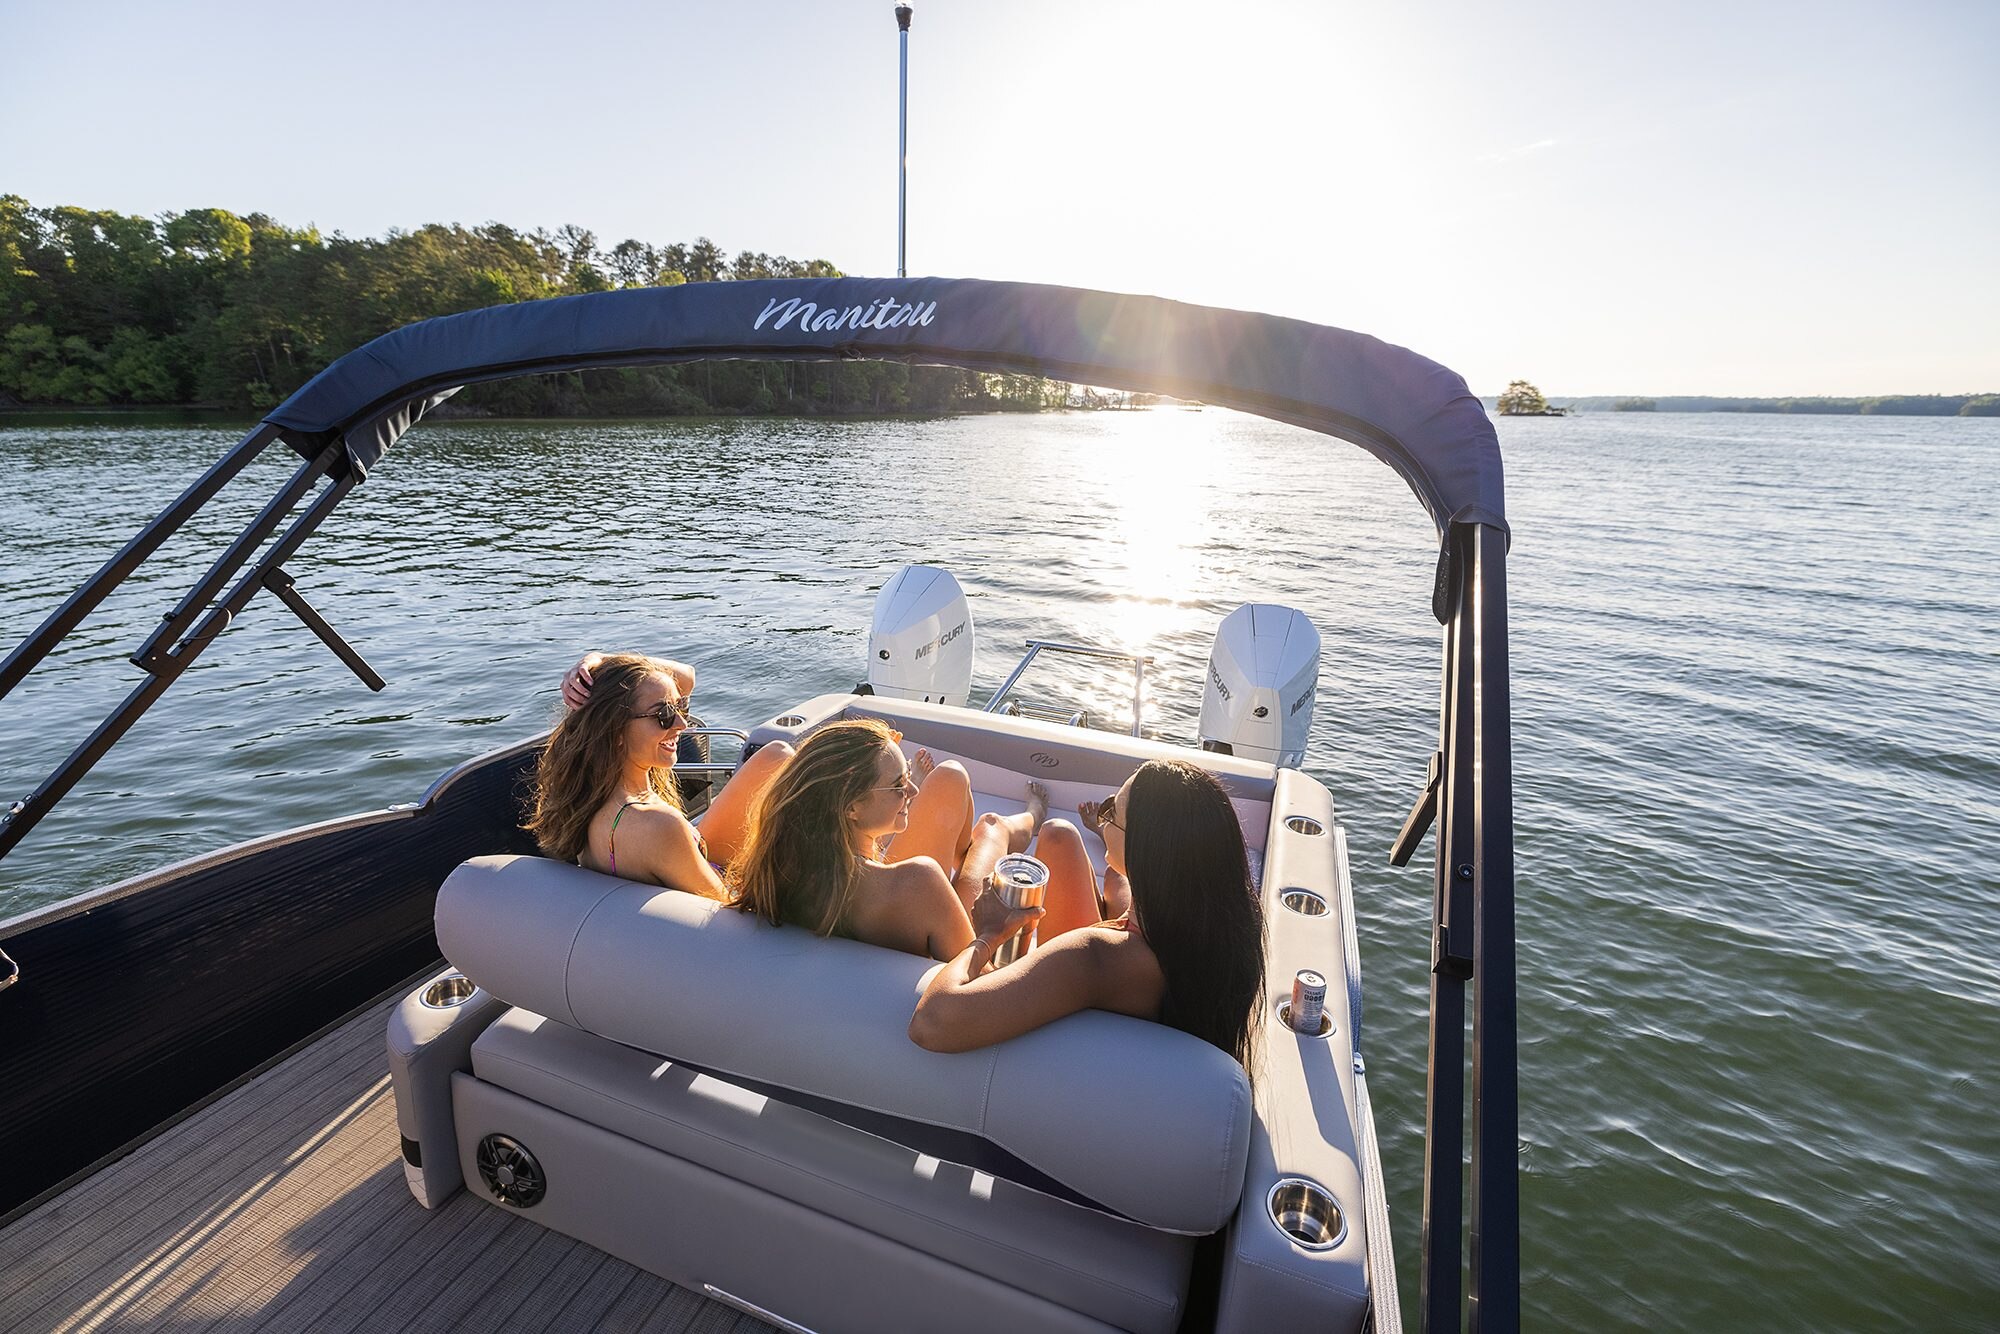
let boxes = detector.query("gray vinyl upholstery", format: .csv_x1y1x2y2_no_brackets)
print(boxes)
435,853,1253,1235
385,967,505,1207
471,1008,1192,1332
452,1074,1132,1334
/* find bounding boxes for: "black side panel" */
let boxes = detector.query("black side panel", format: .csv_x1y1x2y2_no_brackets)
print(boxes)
0,747,541,1217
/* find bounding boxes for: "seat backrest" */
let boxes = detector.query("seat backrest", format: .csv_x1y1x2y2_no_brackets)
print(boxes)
437,854,1251,1234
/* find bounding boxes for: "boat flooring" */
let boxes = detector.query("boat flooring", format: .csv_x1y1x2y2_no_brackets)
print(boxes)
0,991,774,1334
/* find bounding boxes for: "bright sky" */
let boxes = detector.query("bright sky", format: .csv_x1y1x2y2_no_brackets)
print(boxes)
3,0,1995,396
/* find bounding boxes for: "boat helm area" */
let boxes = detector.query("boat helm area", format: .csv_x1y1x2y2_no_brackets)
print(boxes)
0,277,1518,1334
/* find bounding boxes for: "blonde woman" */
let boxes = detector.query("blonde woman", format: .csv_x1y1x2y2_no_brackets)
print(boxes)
731,719,1046,961
526,653,793,896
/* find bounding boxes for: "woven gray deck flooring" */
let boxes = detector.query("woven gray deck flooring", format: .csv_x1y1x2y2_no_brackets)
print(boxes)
0,993,773,1334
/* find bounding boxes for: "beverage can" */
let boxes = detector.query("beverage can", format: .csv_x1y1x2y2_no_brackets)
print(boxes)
1291,969,1327,1033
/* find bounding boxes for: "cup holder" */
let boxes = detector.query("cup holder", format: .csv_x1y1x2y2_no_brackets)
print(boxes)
420,973,478,1009
1280,888,1328,917
1276,1000,1334,1037
1284,816,1325,837
1268,1178,1346,1250
774,714,807,727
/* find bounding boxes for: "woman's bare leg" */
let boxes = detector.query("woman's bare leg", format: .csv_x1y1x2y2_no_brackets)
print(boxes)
884,757,975,869
1031,818,1102,941
693,740,793,866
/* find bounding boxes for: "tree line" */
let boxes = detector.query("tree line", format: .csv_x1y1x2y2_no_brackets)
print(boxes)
1573,393,2000,417
0,196,1064,416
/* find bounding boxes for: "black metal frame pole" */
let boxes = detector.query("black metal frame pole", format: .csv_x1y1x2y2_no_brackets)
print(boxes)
0,467,360,863
1467,524,1519,1333
1421,524,1478,1331
0,424,283,702
131,442,344,670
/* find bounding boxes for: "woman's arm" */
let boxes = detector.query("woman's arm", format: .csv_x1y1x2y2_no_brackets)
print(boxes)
908,893,1164,1052
561,652,697,709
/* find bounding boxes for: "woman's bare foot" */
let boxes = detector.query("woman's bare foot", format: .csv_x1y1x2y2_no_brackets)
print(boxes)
1026,780,1050,834
912,747,938,786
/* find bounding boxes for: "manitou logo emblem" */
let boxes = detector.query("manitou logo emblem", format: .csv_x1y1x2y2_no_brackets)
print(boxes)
754,296,939,334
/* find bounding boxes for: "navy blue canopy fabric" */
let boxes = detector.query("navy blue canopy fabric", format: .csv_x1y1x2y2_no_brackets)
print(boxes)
265,277,1504,534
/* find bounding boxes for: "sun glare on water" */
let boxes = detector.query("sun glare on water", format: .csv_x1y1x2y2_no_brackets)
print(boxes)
1081,407,1218,727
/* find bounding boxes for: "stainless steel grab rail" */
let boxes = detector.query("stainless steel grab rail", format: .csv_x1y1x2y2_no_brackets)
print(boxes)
671,727,750,779
983,639,1153,737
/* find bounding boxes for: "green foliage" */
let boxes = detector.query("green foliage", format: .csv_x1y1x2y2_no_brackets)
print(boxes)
1612,397,1656,412
1496,379,1552,415
0,195,1066,416
1960,395,2000,417
1563,394,2000,415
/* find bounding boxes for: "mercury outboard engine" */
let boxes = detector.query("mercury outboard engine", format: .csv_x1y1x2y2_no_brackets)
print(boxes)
1198,603,1320,768
864,565,975,706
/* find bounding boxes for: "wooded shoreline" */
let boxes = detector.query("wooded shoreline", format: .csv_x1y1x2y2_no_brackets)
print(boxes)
5,196,1992,419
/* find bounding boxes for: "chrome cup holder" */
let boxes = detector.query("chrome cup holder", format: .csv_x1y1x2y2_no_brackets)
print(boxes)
1268,1178,1345,1250
1284,816,1325,836
1280,888,1328,917
420,973,477,1009
774,714,807,727
1276,1000,1334,1037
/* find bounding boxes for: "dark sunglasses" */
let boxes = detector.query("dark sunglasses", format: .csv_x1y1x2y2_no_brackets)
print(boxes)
630,698,691,730
1097,792,1124,831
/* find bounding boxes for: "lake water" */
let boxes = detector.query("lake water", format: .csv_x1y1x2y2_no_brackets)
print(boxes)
1,409,1995,1329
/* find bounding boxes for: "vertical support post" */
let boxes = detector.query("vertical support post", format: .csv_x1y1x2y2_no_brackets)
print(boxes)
1421,543,1473,1329
1468,524,1519,1333
896,4,913,277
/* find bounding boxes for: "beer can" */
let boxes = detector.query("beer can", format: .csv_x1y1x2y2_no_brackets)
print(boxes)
1290,969,1328,1033
988,853,1049,966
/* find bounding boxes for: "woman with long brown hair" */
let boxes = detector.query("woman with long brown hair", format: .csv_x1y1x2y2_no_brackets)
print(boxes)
731,719,1047,960
525,653,793,896
908,759,1264,1069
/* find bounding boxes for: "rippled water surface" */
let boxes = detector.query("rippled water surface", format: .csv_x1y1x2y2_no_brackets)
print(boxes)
2,409,1995,1328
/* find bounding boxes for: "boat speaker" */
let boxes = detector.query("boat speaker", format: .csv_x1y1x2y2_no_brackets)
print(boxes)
475,1134,546,1208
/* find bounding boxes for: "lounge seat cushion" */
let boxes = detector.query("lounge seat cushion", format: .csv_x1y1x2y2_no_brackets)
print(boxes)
472,1008,1192,1333
436,855,1252,1234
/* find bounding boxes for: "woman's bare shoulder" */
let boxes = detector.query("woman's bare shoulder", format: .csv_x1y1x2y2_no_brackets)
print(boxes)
850,855,946,903
618,802,699,839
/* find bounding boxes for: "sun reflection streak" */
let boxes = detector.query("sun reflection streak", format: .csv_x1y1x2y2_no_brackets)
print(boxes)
1100,407,1215,649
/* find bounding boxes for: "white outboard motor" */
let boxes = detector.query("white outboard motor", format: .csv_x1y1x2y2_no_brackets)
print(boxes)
865,565,976,706
1198,604,1320,768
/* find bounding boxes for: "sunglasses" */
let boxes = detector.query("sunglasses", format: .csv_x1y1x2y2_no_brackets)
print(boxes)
630,698,691,730
873,771,919,798
1096,792,1125,831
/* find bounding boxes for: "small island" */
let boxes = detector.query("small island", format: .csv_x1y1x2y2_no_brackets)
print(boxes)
1496,379,1569,417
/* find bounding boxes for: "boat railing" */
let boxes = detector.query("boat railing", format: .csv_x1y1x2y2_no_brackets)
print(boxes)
670,727,750,780
983,639,1153,737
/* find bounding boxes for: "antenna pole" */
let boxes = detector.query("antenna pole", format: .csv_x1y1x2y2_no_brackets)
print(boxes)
896,4,913,277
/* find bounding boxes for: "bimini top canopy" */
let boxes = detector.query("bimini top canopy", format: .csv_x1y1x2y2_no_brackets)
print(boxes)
265,277,1504,535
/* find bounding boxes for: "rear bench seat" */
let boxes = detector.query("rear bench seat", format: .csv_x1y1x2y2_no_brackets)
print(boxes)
394,854,1254,1334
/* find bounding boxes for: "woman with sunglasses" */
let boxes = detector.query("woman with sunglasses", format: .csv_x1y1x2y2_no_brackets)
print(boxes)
526,653,794,896
908,760,1264,1070
732,719,1048,961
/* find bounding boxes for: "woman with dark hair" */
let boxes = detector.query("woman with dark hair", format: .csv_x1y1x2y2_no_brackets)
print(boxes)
525,653,793,896
908,759,1264,1069
731,719,1047,961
